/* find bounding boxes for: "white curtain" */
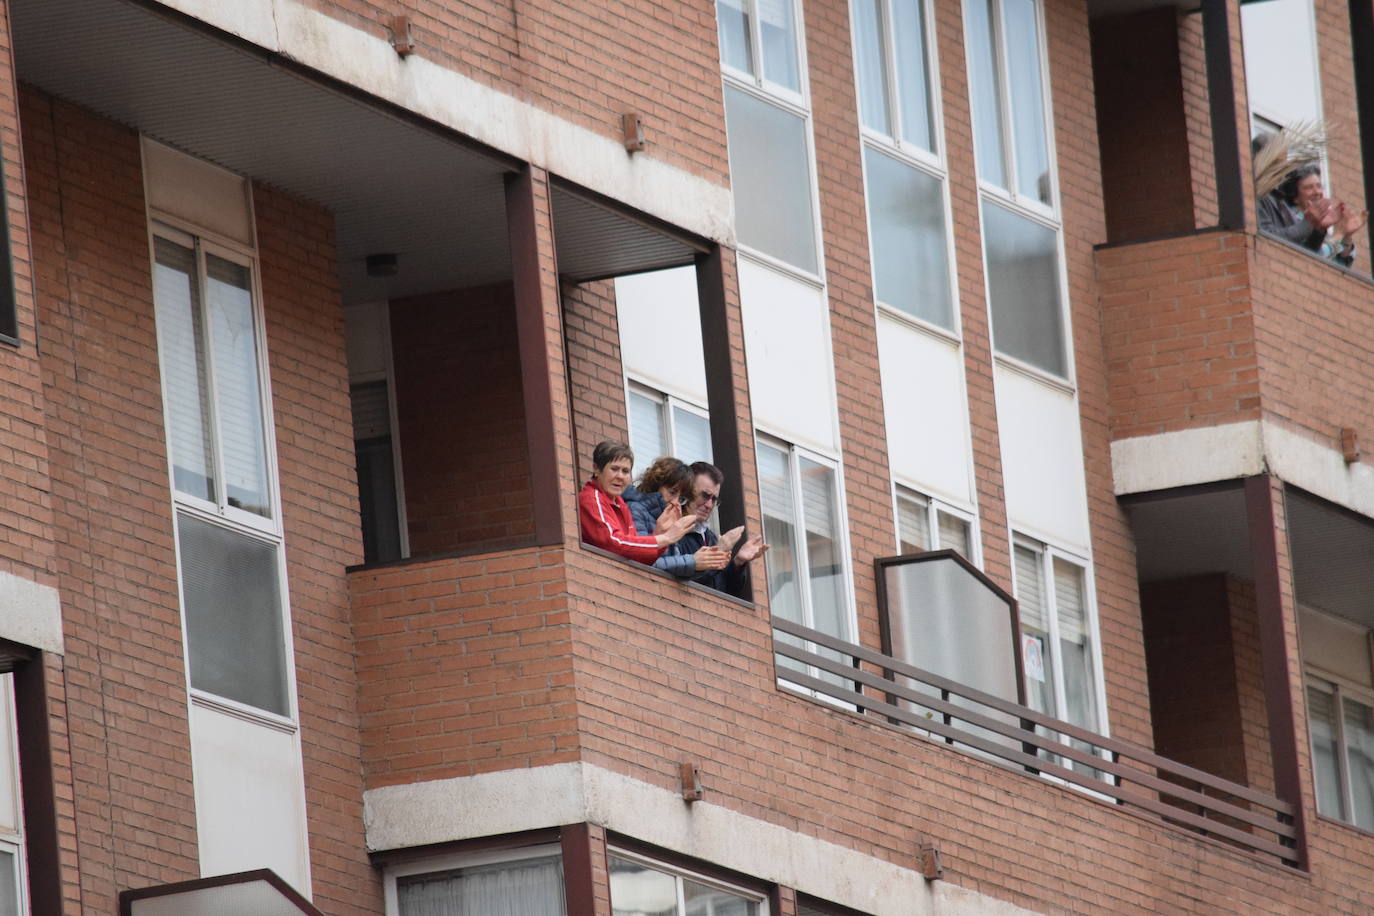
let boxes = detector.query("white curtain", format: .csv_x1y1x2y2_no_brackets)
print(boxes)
397,855,565,916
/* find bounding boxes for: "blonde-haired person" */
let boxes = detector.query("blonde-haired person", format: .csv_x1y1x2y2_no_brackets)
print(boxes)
578,440,696,564
623,457,732,578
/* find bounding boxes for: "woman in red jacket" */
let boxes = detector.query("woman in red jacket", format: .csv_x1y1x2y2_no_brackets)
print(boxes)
579,440,696,563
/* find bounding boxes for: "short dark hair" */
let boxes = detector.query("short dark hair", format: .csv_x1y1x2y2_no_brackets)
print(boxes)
690,461,724,486
1278,165,1321,205
591,440,633,470
638,457,693,494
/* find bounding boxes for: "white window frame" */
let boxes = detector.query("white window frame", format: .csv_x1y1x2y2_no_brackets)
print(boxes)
1305,669,1374,830
625,378,712,469
384,844,566,916
756,432,858,644
965,0,1075,385
607,847,770,916
1010,534,1108,739
893,483,979,565
0,677,23,916
852,0,960,338
148,213,299,729
718,0,827,284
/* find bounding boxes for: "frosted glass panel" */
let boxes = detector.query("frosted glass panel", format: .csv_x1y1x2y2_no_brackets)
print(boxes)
399,856,565,916
207,255,270,518
153,238,216,503
885,557,1019,703
982,200,1065,376
864,147,951,327
724,86,818,273
853,0,891,135
179,512,288,715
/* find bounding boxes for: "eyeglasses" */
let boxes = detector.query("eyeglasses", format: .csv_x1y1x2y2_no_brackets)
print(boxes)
696,491,721,505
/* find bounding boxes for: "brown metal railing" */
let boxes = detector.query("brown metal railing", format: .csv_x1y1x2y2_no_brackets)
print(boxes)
771,616,1299,867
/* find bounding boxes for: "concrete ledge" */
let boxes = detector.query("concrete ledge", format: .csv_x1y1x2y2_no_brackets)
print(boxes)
152,0,734,245
0,572,62,655
364,762,1040,916
1113,420,1374,519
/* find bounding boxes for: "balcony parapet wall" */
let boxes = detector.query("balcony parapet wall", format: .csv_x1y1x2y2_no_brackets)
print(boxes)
350,545,576,789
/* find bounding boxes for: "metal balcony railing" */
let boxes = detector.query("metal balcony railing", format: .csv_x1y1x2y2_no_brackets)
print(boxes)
771,616,1299,867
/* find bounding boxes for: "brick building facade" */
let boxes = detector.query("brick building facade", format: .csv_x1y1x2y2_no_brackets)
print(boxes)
0,0,1372,913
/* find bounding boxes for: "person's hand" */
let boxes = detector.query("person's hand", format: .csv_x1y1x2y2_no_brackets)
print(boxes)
1338,204,1368,241
654,499,682,535
1304,197,1340,231
655,512,698,547
733,534,768,566
694,545,730,571
717,525,745,554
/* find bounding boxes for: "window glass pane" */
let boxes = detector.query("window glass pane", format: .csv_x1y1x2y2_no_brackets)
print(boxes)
609,856,678,916
0,849,15,916
936,510,971,558
398,855,566,916
1343,695,1374,831
1307,685,1343,819
178,511,288,715
723,86,819,273
1003,0,1051,205
629,391,668,481
153,237,216,503
206,255,270,518
716,0,755,75
863,147,952,328
896,490,930,554
1054,557,1097,732
758,443,802,626
759,0,800,92
892,0,935,151
800,458,846,640
853,0,892,135
1015,545,1056,717
982,199,1065,376
684,878,758,916
672,407,713,465
965,0,1006,188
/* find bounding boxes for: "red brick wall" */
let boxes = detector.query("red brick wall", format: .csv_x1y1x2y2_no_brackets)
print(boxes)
1099,231,1260,439
562,279,627,483
252,183,380,914
389,282,536,557
23,89,199,912
351,545,577,787
1091,9,1195,242
1180,10,1219,228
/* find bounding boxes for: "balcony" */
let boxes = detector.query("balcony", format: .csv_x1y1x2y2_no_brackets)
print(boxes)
772,615,1298,867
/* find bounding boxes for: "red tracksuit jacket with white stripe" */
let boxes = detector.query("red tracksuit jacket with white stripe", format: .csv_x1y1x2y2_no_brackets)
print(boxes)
578,480,662,564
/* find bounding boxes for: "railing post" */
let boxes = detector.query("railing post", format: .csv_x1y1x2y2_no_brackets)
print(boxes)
1244,475,1309,869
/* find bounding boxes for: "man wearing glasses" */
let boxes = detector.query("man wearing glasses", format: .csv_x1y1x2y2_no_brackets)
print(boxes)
664,461,768,600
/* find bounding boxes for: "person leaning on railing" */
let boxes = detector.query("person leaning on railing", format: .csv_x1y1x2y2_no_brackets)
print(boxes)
578,440,696,564
1257,165,1368,267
